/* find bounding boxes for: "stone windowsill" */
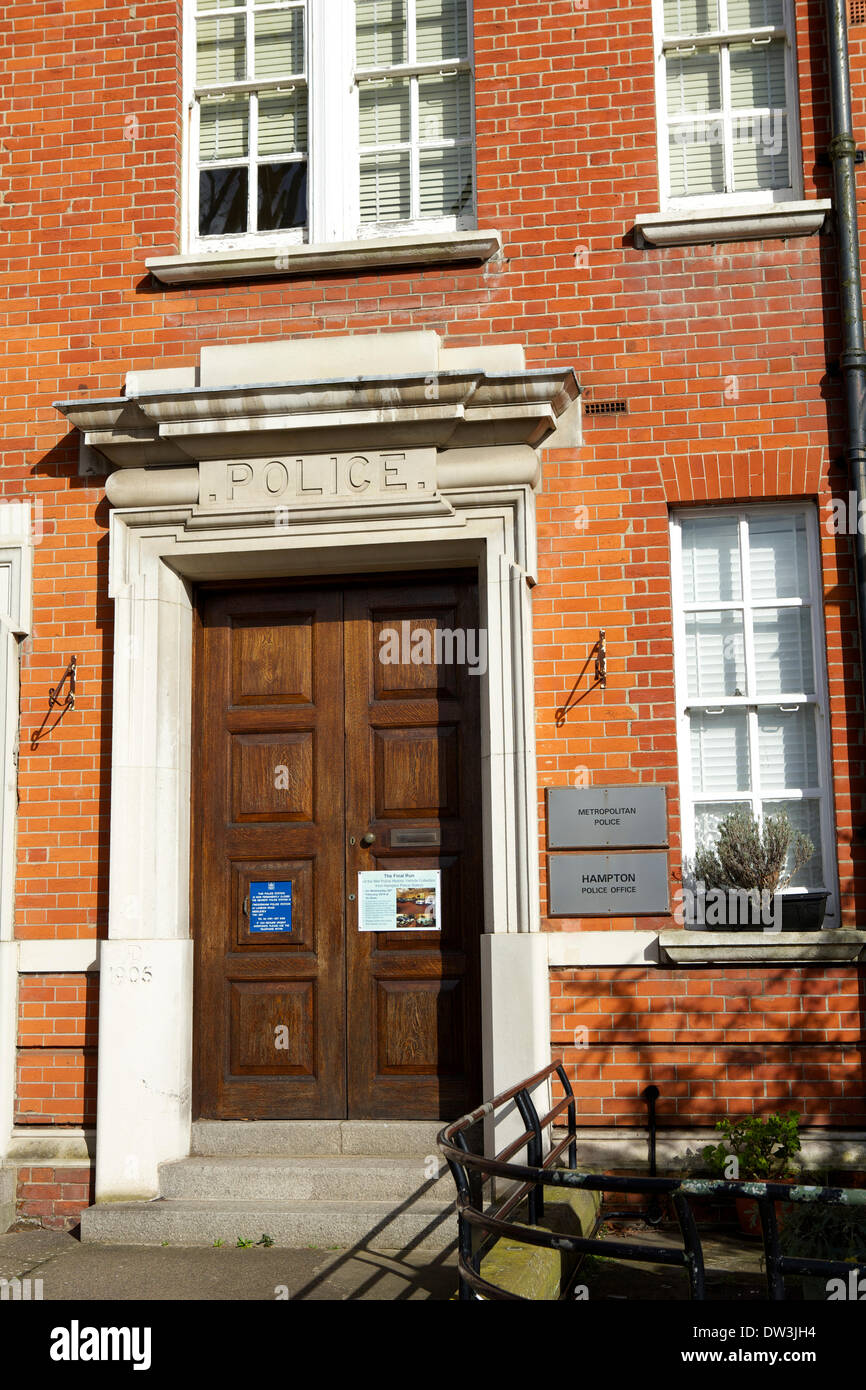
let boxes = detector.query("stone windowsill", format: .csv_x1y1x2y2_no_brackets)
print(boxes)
658,929,866,965
146,229,502,286
635,200,832,248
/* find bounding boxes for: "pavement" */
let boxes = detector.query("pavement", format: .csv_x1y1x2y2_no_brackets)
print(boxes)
0,1229,459,1301
0,1220,783,1301
582,1221,772,1300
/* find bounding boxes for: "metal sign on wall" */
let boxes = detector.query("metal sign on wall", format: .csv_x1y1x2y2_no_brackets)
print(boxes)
548,852,670,916
547,786,668,849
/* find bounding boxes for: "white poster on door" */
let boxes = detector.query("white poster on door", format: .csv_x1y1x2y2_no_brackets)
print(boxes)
357,869,441,932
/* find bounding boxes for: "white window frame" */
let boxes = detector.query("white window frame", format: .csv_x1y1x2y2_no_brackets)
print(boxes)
183,0,477,253
670,503,839,920
652,0,804,211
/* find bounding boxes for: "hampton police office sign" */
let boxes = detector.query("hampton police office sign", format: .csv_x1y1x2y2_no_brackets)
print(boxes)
548,852,670,916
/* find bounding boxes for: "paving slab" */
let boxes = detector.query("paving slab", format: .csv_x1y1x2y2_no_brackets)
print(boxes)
0,1230,458,1300
579,1223,776,1301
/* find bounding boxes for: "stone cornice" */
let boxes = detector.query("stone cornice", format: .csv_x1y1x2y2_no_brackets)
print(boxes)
146,230,503,285
635,200,832,248
658,929,866,964
56,368,580,469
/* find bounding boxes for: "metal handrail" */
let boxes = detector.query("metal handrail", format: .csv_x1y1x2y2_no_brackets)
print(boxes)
437,1063,866,1301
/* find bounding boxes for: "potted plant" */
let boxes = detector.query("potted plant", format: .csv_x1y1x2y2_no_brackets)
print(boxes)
692,807,828,930
702,1111,802,1238
779,1200,866,1300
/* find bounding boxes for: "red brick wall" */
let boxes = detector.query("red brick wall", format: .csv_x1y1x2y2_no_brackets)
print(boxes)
15,1167,94,1231
551,967,866,1126
15,975,98,1125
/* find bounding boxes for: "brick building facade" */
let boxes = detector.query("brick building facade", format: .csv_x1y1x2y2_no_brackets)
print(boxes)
1,0,864,1235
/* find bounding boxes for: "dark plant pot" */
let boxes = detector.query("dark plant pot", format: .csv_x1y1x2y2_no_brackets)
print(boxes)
780,892,830,931
688,891,830,931
735,1187,796,1240
688,892,767,931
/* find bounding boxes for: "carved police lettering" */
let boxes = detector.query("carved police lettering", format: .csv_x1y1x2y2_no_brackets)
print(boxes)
348,456,371,491
229,463,254,497
383,453,409,490
265,461,289,494
202,449,437,509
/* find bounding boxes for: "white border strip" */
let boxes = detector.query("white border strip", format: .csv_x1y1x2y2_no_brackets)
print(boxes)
16,941,100,974
546,931,661,967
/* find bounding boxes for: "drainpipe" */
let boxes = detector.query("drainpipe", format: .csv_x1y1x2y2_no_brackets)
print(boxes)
826,1,866,719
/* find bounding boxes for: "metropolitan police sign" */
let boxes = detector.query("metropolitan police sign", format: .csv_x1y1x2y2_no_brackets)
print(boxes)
547,786,668,849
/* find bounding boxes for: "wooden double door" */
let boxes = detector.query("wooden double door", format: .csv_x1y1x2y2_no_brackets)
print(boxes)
192,573,483,1119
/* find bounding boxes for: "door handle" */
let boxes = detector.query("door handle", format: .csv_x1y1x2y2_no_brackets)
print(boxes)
360,833,376,847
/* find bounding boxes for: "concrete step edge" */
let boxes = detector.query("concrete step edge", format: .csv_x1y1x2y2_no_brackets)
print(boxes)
79,1198,457,1250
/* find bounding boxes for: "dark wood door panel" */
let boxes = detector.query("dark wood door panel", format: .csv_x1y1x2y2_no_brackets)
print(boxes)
193,587,346,1119
344,580,483,1119
193,573,482,1121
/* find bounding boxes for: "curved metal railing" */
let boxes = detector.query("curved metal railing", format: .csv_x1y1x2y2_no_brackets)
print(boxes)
437,1062,866,1301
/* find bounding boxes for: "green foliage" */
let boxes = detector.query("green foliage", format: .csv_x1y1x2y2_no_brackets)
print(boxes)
694,807,813,895
257,1233,275,1247
236,1237,255,1248
212,1239,225,1248
700,1111,802,1181
779,1202,866,1262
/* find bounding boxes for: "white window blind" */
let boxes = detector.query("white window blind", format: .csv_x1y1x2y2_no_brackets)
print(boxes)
192,0,309,241
186,0,476,250
356,0,475,228
672,508,835,902
656,0,800,206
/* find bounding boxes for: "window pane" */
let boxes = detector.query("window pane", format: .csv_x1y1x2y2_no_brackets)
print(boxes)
682,516,742,602
663,0,719,34
727,0,784,27
691,710,751,794
199,96,249,162
360,151,411,221
732,114,789,191
758,706,818,789
668,131,725,196
258,161,307,230
748,513,809,600
416,0,469,62
762,799,823,888
753,608,814,695
199,166,248,235
196,15,246,84
355,0,407,66
730,40,786,108
418,71,471,142
694,801,750,851
666,49,721,114
259,90,308,156
419,146,473,217
197,0,239,9
686,610,746,698
359,79,411,146
254,8,305,79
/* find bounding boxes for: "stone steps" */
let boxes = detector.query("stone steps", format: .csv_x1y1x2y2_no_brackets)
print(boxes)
79,1121,461,1251
159,1155,453,1203
80,1198,456,1251
190,1120,446,1158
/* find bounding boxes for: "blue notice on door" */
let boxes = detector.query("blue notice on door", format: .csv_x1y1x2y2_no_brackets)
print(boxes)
249,880,293,933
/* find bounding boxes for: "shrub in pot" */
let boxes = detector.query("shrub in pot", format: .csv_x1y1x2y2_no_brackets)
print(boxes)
701,1111,802,1238
691,807,827,930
